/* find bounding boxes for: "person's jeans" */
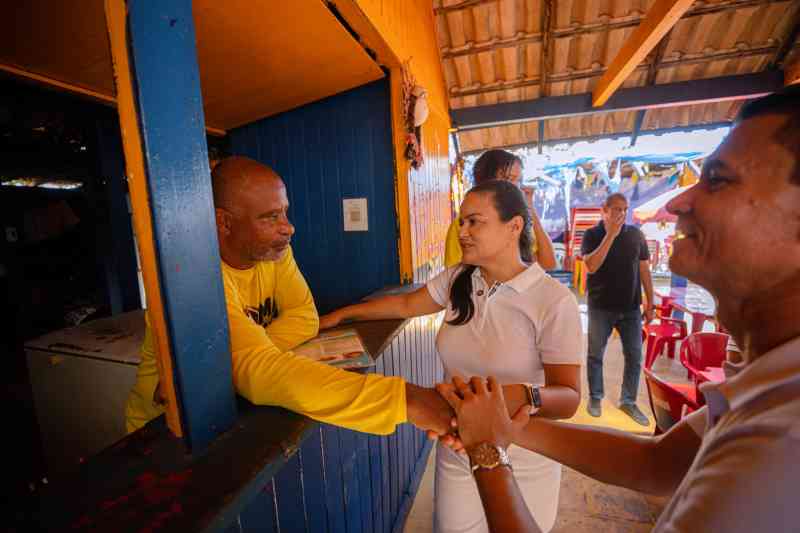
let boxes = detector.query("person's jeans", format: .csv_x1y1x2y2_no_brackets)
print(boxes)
587,308,643,405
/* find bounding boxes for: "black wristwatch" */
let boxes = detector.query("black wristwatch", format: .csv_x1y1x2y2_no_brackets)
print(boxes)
524,384,542,413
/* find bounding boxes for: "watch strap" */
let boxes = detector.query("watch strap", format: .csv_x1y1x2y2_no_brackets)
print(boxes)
524,384,542,413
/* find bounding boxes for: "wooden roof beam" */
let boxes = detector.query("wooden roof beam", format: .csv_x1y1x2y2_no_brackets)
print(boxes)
0,63,227,136
591,0,695,107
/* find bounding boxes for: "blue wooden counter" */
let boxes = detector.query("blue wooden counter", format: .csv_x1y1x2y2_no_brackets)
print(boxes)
27,313,443,533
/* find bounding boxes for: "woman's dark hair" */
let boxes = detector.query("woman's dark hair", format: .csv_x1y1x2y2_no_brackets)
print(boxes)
473,149,523,185
447,180,533,325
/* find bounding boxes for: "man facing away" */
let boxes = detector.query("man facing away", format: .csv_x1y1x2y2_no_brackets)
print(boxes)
125,156,452,437
581,193,654,425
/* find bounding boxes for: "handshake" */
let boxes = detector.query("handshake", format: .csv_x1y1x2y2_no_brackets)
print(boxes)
406,376,533,452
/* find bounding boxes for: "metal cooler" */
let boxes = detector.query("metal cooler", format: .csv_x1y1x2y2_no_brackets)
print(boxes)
25,310,144,477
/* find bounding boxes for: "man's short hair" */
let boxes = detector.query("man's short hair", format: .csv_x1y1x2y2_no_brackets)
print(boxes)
604,192,628,208
735,84,800,184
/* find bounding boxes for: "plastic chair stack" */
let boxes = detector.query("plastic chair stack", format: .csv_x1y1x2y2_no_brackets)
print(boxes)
679,332,728,384
565,207,602,296
644,317,688,369
644,368,701,434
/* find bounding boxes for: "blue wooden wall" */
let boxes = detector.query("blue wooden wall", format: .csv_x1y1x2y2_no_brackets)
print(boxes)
225,316,443,533
230,79,400,314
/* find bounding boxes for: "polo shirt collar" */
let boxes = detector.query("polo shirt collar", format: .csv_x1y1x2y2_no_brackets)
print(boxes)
469,263,544,294
505,263,545,293
700,335,800,426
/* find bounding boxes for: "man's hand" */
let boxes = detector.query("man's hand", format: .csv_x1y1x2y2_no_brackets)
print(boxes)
603,211,625,240
406,383,456,436
438,376,529,450
643,303,655,324
319,312,342,330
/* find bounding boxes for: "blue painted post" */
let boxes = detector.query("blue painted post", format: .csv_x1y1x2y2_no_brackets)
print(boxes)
125,0,236,450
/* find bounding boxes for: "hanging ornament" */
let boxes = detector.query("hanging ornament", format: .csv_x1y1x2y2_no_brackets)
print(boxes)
412,86,429,127
401,61,424,169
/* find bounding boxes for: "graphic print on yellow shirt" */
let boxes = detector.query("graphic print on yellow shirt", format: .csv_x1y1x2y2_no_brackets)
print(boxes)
245,297,279,328
125,247,407,435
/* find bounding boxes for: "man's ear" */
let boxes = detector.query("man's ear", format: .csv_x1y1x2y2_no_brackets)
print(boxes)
215,208,231,236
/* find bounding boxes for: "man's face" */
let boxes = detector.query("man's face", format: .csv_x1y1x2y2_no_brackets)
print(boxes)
602,197,628,224
666,114,800,300
221,174,295,264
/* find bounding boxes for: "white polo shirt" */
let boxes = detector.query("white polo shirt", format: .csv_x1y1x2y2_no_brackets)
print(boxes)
428,263,584,533
426,263,583,386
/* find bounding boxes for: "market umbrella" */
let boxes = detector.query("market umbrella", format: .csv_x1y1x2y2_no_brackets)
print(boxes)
633,185,692,224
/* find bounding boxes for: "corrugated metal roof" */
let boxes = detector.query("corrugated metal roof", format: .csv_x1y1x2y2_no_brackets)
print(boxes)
434,0,800,152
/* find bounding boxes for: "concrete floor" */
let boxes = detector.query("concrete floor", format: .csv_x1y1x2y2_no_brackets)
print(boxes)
404,300,690,533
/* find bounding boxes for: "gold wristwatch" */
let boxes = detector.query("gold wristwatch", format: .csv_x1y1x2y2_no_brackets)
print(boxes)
467,442,512,474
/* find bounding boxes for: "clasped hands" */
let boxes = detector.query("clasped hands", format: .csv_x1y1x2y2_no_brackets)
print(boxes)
410,376,531,453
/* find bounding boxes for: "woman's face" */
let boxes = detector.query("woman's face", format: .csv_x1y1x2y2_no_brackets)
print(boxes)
458,191,521,265
495,161,522,186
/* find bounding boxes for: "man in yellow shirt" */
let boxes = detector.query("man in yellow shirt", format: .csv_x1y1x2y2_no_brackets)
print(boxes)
125,156,452,436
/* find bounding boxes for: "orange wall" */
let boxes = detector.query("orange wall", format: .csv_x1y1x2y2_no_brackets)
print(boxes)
354,0,452,282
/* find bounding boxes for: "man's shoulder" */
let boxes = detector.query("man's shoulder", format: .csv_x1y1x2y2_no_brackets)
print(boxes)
584,223,604,237
623,224,646,239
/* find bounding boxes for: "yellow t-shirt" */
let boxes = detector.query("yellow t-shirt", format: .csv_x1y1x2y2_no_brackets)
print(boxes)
125,247,407,435
444,217,538,268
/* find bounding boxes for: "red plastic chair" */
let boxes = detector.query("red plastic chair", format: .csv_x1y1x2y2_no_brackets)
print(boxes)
644,318,688,368
655,295,675,319
686,311,716,334
644,368,701,434
679,332,728,383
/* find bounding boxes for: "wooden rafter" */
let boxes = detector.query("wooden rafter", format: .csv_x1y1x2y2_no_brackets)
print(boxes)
440,0,781,59
539,0,553,97
770,13,800,68
434,0,496,15
592,0,695,107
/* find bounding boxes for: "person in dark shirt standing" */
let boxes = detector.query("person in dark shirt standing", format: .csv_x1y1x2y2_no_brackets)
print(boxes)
581,193,654,425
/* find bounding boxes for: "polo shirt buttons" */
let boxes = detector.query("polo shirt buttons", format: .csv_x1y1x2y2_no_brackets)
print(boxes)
476,290,484,296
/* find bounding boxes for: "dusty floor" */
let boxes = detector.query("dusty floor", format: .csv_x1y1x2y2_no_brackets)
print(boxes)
404,293,694,533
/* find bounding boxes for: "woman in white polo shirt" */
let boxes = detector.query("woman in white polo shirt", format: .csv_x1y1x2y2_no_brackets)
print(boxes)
320,180,583,532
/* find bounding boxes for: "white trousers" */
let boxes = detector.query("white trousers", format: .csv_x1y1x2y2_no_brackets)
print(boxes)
433,441,561,533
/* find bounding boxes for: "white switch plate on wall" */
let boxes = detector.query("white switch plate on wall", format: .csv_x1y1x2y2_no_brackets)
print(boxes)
343,198,368,232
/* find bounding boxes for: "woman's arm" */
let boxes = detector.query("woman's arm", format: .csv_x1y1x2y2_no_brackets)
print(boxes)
531,212,556,270
320,286,443,329
536,363,581,419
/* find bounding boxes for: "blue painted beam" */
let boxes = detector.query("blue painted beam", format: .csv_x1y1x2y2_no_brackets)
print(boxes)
452,71,784,131
126,0,236,450
630,109,647,147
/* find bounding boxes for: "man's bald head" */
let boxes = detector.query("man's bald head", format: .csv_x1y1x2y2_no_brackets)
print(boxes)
211,156,283,210
211,156,294,268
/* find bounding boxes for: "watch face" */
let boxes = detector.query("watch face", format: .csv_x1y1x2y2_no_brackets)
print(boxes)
469,442,501,468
